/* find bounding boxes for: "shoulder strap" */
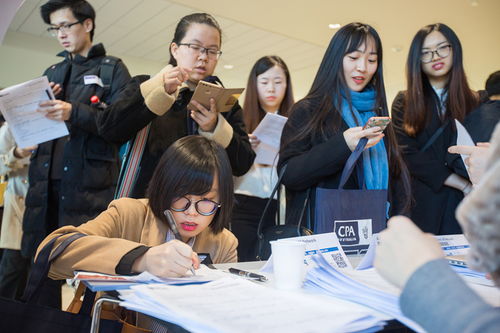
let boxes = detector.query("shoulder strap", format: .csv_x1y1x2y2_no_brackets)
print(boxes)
22,233,87,302
338,138,368,189
420,119,450,152
114,124,151,198
99,55,119,98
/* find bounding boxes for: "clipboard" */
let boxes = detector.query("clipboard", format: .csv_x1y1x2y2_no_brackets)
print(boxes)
188,80,244,113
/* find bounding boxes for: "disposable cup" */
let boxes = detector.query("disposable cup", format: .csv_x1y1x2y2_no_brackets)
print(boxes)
270,240,306,290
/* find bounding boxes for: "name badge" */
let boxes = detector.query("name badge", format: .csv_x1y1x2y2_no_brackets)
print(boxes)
84,75,103,87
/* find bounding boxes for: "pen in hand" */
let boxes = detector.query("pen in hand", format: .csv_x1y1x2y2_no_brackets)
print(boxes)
164,209,196,276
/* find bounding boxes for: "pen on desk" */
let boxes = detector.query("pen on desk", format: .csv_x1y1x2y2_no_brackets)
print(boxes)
228,268,267,282
163,209,196,276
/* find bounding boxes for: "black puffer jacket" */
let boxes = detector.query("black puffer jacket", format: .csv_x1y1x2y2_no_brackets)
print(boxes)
22,44,131,257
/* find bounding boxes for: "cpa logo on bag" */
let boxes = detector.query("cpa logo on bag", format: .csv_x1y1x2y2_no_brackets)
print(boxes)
334,219,372,247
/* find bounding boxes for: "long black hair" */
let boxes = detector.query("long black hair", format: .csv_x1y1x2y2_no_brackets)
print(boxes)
243,56,294,133
281,22,411,213
402,23,478,136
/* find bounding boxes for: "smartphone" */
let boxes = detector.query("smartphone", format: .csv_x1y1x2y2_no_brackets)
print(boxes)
363,116,391,131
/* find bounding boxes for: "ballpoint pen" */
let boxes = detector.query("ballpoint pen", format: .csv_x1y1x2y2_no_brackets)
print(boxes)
164,209,196,276
228,267,268,282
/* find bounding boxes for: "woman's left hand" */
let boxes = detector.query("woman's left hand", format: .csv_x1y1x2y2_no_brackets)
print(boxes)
189,98,218,132
374,216,444,289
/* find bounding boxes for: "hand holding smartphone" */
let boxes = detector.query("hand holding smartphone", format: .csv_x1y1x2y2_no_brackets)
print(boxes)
363,116,391,131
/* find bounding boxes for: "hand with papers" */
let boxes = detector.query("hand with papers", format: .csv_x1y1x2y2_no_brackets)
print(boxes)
38,99,73,121
448,142,492,186
374,216,444,288
132,240,200,278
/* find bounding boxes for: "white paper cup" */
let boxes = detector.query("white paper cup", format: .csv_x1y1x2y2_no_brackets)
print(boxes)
270,240,306,290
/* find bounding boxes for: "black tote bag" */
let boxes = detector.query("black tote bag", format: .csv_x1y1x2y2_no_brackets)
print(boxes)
255,164,313,260
314,138,388,255
0,233,123,333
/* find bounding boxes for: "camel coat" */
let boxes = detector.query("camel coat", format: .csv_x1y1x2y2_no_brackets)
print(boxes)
37,198,238,279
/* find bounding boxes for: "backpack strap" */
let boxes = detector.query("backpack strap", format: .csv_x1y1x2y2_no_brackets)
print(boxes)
99,55,119,99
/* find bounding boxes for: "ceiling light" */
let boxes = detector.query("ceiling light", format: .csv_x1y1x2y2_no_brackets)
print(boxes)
470,0,479,6
391,45,403,53
223,65,234,69
328,23,341,29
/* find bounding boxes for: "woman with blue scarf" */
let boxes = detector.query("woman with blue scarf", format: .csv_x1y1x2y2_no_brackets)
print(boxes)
278,22,411,230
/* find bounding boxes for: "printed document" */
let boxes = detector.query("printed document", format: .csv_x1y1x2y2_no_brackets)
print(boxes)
0,76,69,148
119,277,388,333
252,113,287,165
261,232,351,273
454,119,474,176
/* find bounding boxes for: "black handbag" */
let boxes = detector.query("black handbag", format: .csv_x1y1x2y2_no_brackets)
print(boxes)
255,164,313,260
0,233,123,333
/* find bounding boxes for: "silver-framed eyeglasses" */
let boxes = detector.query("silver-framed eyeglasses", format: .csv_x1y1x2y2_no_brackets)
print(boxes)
47,21,82,37
421,44,451,63
178,43,222,59
170,196,221,216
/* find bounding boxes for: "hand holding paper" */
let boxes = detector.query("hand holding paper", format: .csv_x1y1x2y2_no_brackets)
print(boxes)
448,142,492,185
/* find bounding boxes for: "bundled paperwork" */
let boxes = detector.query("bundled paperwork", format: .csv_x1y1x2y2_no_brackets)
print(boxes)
304,254,425,332
119,277,389,333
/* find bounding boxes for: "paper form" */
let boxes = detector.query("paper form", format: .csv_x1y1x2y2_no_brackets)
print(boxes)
0,76,69,148
119,277,388,333
261,232,352,273
252,113,287,165
75,265,228,292
454,119,475,176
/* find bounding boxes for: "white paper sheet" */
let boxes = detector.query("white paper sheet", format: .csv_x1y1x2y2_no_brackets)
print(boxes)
252,113,287,165
120,277,388,333
0,76,69,148
75,265,228,291
454,119,475,176
261,232,352,273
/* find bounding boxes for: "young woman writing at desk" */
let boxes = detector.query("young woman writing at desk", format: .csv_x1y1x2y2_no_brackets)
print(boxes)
36,136,237,281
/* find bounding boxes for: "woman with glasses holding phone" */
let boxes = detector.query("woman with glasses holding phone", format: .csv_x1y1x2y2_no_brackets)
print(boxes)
391,23,479,234
95,13,254,199
37,136,237,282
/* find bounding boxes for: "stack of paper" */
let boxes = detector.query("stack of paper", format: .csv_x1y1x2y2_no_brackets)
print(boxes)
119,277,389,333
75,265,228,291
304,254,424,332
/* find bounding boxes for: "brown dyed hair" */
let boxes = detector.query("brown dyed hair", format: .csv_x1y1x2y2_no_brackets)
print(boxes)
243,56,294,133
402,23,478,136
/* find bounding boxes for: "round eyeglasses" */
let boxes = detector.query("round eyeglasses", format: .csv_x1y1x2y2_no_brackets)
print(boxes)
421,44,451,64
47,21,82,37
178,43,222,59
170,197,221,216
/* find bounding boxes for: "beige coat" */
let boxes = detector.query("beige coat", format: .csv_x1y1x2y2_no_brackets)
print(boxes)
0,124,30,250
38,198,238,279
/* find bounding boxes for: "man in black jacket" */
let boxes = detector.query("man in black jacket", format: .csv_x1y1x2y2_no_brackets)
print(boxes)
20,0,130,307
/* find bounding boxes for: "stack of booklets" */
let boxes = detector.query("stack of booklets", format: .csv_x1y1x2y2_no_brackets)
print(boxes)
118,277,390,333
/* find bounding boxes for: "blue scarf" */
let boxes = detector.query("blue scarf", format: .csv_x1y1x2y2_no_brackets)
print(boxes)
340,88,389,190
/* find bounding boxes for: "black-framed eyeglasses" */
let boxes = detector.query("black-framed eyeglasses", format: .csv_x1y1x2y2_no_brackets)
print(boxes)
421,44,451,63
47,21,82,37
178,43,222,59
170,196,221,216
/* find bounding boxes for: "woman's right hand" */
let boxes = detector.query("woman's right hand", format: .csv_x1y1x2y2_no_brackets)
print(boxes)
343,126,384,151
163,66,191,94
132,240,200,278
